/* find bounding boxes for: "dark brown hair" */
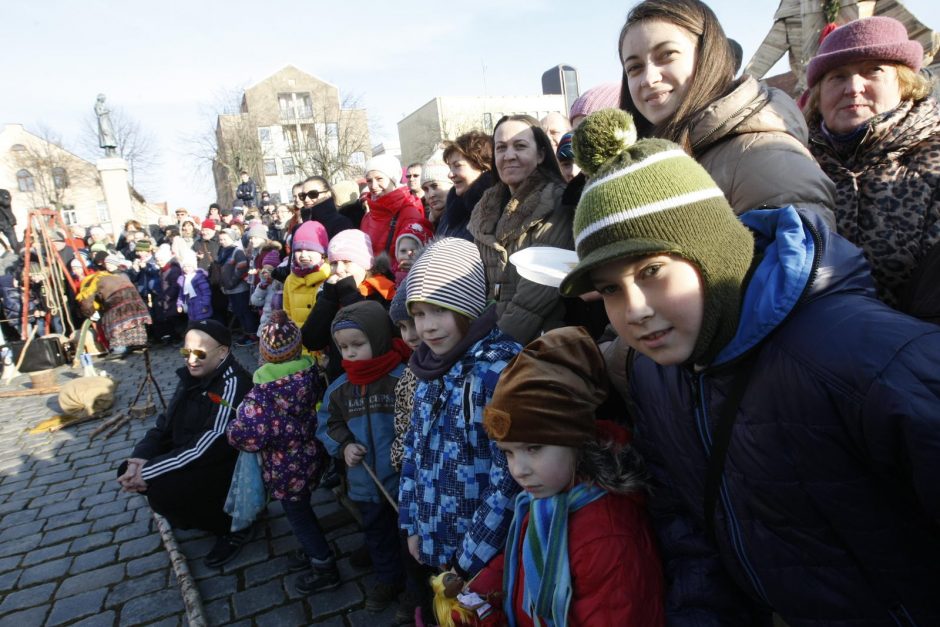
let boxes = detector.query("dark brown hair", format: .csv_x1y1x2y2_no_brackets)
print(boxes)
618,0,737,153
490,115,564,185
443,130,494,173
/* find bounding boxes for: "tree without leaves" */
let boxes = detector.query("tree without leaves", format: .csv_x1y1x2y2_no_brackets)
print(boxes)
283,93,371,183
13,125,98,212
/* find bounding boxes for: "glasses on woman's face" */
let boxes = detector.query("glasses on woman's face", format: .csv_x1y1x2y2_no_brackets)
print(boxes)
300,190,327,201
180,348,209,360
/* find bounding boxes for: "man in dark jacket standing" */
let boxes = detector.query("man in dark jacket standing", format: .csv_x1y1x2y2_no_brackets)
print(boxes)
117,320,252,567
0,189,17,252
236,171,257,209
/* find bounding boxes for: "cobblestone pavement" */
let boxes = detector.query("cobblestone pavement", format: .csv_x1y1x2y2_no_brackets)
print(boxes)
0,342,404,626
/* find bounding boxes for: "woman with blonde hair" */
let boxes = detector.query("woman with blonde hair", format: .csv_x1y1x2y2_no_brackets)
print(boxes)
803,16,939,311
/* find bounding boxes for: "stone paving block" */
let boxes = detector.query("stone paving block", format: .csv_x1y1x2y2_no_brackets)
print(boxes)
203,598,231,626
22,492,64,509
113,519,153,543
117,533,161,560
198,574,237,601
0,554,21,573
38,498,83,519
266,514,293,538
68,609,116,627
117,588,184,626
91,509,133,533
105,569,167,608
0,604,49,626
0,520,44,543
41,476,86,495
71,455,105,471
244,555,290,585
232,579,286,619
83,469,119,486
69,545,117,574
295,581,363,613
271,535,301,557
45,588,107,627
67,484,101,501
28,468,74,487
254,601,307,627
0,508,38,527
126,551,170,577
67,446,103,462
69,531,114,553
17,555,73,586
43,521,92,545
86,498,128,521
0,567,21,590
81,491,116,509
43,509,88,531
0,582,57,613
333,531,366,555
20,541,70,567
140,615,180,627
0,532,42,558
0,498,31,517
57,563,125,598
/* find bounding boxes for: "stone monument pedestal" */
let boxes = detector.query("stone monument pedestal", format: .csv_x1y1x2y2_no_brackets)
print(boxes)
96,157,133,238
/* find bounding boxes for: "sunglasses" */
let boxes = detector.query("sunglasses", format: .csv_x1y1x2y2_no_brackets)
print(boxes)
180,348,210,360
300,190,328,200
405,174,421,179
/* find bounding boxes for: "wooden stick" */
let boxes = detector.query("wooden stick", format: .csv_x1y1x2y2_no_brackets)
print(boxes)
361,460,399,514
89,411,127,439
150,508,208,627
0,386,60,398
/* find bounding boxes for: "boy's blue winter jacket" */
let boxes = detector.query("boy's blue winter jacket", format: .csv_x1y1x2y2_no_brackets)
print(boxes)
630,207,940,626
398,328,522,576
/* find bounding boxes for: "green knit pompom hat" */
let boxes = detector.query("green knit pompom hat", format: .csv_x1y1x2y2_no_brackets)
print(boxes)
560,108,755,366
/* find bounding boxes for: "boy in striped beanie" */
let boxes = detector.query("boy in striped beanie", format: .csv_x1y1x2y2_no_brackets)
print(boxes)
561,107,940,624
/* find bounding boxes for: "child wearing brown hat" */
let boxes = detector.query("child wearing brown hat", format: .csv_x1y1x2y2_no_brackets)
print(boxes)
227,310,335,590
469,326,664,626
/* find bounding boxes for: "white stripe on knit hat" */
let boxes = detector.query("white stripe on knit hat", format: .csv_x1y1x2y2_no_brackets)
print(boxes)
580,148,689,198
575,187,726,248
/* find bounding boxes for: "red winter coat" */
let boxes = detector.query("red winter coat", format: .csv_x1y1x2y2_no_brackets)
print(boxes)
360,187,425,269
471,491,665,627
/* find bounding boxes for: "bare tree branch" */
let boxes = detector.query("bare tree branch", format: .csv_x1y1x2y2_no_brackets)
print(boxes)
13,125,98,212
80,106,161,196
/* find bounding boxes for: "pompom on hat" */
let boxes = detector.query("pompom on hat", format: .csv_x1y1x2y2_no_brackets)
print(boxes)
259,310,303,363
806,16,924,88
406,237,487,319
483,326,606,446
561,108,755,366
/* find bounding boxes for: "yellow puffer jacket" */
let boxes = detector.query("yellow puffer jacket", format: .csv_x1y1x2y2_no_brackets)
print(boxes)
282,265,331,328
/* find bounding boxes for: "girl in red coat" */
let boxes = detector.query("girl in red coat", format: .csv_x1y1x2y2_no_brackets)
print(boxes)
473,326,664,627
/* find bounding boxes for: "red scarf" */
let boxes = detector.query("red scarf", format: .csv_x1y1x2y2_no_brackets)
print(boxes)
342,338,411,385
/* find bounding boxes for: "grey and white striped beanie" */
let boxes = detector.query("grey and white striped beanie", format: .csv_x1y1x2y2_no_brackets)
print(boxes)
406,237,487,319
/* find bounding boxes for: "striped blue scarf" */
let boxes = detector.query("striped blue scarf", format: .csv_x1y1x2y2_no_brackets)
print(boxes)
503,483,606,627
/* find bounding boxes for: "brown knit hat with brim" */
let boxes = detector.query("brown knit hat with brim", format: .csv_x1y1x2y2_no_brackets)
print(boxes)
483,326,606,446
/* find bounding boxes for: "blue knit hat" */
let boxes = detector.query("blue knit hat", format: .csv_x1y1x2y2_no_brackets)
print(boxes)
389,274,411,324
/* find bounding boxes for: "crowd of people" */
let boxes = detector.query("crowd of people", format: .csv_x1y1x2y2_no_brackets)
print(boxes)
3,1,940,625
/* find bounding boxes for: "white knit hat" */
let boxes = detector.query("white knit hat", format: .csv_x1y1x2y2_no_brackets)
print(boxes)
420,149,450,186
364,154,403,187
406,237,488,319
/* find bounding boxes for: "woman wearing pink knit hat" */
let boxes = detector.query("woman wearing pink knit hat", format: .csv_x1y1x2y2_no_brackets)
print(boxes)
803,15,938,316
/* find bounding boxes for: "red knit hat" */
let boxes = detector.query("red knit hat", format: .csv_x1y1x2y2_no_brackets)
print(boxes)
806,16,924,88
201,218,216,230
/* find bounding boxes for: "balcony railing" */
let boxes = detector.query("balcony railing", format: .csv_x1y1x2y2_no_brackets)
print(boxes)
279,107,313,121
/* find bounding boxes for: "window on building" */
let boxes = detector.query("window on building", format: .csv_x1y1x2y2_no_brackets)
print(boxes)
258,128,272,144
349,151,366,167
282,125,299,149
97,201,110,224
483,112,493,134
281,157,295,175
11,144,26,152
297,94,313,119
53,167,69,189
62,209,79,225
263,159,277,176
16,169,35,192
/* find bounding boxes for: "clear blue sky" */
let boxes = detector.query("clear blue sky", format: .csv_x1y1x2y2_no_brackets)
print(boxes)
5,0,937,212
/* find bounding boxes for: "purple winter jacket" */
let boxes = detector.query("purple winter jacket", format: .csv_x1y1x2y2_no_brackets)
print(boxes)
176,268,213,321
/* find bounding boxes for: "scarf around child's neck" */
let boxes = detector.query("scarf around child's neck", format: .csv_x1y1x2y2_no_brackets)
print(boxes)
504,483,606,627
409,305,497,380
342,337,411,386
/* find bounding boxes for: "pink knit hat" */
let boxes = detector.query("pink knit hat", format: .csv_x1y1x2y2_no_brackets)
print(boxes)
569,83,621,124
292,220,328,253
328,229,374,269
261,249,281,268
806,16,923,88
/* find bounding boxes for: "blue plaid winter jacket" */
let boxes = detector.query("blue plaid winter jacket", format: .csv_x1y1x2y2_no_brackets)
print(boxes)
398,328,522,576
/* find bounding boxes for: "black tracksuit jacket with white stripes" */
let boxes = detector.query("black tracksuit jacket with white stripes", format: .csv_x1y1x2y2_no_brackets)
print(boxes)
134,354,252,481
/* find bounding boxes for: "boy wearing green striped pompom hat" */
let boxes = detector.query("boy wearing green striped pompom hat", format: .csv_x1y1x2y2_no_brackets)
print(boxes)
560,107,754,367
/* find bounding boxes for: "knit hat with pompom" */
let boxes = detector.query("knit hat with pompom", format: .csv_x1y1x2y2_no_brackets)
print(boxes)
560,108,755,366
259,310,303,364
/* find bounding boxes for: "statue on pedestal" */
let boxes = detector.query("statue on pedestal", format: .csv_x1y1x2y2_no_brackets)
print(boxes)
95,94,118,157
